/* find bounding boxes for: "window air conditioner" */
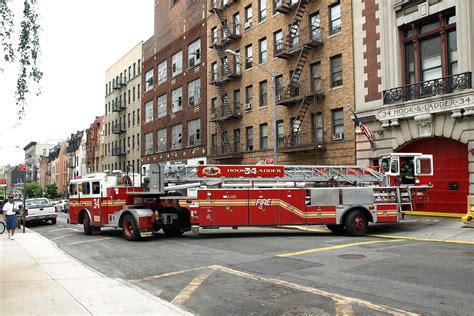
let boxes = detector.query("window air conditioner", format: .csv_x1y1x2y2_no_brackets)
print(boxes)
244,20,252,29
332,132,344,141
244,103,252,111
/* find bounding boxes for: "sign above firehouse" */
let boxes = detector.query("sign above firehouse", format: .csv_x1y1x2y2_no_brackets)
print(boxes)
198,165,285,178
377,93,473,121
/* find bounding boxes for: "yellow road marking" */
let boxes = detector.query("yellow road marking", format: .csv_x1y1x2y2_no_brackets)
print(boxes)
335,298,354,316
277,240,404,257
171,268,215,306
211,265,418,316
132,267,209,282
66,237,112,245
367,234,474,245
51,233,81,240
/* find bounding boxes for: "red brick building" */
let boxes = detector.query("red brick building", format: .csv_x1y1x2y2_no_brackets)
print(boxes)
86,116,105,173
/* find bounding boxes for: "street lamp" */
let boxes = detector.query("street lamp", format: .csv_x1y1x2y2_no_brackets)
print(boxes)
225,49,278,165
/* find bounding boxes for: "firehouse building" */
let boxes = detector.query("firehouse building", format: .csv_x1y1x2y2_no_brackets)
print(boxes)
353,0,473,215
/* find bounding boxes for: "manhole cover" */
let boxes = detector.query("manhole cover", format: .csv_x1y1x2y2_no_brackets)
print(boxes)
462,251,474,257
338,254,366,260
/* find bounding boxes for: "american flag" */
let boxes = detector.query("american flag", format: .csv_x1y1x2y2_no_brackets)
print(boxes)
352,112,375,141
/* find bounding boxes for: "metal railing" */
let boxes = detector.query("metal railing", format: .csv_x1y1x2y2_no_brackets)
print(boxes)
210,63,241,83
383,72,472,105
210,143,244,158
210,23,241,48
276,78,324,104
275,25,322,56
211,104,242,121
112,147,126,156
112,100,126,112
209,0,238,11
112,124,126,134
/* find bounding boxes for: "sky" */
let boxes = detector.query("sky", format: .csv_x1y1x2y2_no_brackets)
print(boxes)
0,0,154,166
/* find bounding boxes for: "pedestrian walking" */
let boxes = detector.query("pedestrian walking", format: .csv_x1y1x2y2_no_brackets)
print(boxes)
2,195,18,240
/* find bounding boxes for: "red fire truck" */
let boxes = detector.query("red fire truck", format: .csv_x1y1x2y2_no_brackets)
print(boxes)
68,154,433,241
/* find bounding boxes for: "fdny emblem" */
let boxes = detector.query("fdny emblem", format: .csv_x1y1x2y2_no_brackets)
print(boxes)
202,166,222,176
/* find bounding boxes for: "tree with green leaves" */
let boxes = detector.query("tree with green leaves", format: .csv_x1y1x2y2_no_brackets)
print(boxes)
46,183,57,199
0,0,42,121
24,181,43,198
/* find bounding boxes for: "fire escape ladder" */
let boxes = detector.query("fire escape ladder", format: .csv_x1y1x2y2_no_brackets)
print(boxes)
214,8,232,40
215,119,230,150
285,47,309,98
284,0,308,48
215,45,231,75
292,96,311,136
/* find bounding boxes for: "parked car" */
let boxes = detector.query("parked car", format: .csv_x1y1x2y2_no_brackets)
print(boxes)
54,200,69,213
24,198,57,225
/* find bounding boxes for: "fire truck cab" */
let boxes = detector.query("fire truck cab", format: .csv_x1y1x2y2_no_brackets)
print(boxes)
379,153,433,187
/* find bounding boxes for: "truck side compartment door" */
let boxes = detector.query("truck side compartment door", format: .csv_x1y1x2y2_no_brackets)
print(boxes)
249,189,278,225
278,189,306,225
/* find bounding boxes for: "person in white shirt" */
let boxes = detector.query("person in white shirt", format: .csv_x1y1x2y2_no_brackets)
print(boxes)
2,196,18,240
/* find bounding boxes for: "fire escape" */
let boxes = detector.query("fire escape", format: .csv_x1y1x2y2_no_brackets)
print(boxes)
112,77,126,157
275,0,324,153
209,0,242,160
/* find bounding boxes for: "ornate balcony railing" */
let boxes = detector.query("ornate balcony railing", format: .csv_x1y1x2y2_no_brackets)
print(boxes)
383,72,472,105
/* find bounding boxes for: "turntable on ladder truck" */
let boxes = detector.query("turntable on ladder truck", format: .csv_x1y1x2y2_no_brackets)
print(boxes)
68,153,433,241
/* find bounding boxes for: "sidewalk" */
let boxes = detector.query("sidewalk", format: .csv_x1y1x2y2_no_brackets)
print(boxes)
0,230,191,315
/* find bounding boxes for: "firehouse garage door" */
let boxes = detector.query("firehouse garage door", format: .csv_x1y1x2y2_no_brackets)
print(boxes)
399,137,468,214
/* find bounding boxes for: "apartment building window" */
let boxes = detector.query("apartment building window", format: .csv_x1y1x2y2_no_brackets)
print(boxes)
233,89,241,113
210,97,217,119
275,75,283,100
310,62,322,92
172,87,183,113
312,112,323,143
128,89,131,104
138,59,141,74
133,63,136,77
145,100,153,123
132,111,135,126
171,124,183,150
259,123,268,149
211,27,218,46
244,5,252,29
172,50,183,77
157,94,167,118
234,128,241,152
233,13,241,36
245,44,253,69
137,84,141,99
145,133,153,155
157,128,167,153
277,120,284,148
259,37,267,64
401,10,457,84
128,66,131,80
259,80,267,107
211,62,217,81
331,54,343,87
127,137,130,149
329,1,341,35
132,135,135,149
245,85,253,110
145,69,153,92
105,104,107,116
137,133,140,148
332,108,344,136
188,118,201,147
234,49,241,74
127,113,131,127
137,109,140,125
188,39,201,68
274,30,282,55
132,87,136,102
157,60,167,85
211,133,217,155
310,12,321,41
258,0,266,22
188,78,201,107
246,126,253,151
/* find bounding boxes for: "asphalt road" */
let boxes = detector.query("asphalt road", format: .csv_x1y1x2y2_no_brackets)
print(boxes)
29,212,474,315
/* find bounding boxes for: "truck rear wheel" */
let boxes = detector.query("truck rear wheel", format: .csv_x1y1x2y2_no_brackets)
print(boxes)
83,213,93,235
122,214,140,241
326,224,344,233
344,210,368,236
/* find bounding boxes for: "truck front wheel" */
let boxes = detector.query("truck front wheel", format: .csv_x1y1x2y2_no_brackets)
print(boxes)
83,213,92,235
122,214,140,241
344,210,368,236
